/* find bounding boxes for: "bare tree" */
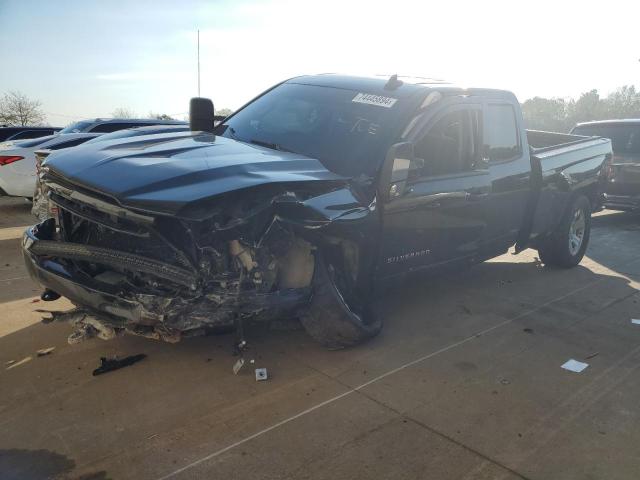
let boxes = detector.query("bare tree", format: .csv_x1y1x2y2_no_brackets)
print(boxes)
147,111,175,120
112,107,136,119
215,108,233,117
0,91,46,126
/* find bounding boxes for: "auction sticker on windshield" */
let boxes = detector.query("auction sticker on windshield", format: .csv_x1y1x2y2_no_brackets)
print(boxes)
352,93,398,108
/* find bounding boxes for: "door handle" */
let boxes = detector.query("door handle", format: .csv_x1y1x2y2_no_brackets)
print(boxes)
466,192,489,202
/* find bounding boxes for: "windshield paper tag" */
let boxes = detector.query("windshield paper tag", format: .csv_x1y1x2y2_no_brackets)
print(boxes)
352,93,397,108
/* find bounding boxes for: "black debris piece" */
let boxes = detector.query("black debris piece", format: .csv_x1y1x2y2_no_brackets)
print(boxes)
92,354,147,376
41,289,61,301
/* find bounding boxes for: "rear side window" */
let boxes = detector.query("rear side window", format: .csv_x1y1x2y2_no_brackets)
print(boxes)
11,130,52,140
50,138,93,150
572,124,640,155
90,122,152,133
485,104,520,162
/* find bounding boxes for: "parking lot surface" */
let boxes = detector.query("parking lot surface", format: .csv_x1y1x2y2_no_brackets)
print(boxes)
1,196,640,480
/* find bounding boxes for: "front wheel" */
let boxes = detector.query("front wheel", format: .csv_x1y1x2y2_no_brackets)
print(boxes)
537,195,591,268
300,252,382,349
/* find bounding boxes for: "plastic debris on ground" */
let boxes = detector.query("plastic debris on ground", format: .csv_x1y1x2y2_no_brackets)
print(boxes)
631,319,640,325
36,347,55,357
92,354,147,376
561,359,589,373
5,356,32,370
232,358,245,375
255,368,268,381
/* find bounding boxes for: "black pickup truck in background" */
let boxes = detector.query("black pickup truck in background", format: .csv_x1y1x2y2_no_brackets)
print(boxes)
571,119,640,211
23,75,612,348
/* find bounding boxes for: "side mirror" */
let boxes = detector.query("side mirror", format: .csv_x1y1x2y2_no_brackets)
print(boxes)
189,97,215,133
378,142,414,202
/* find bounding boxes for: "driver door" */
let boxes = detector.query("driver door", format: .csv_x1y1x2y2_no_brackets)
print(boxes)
379,102,491,278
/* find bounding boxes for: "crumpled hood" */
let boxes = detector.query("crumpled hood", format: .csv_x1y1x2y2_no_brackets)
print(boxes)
45,131,345,216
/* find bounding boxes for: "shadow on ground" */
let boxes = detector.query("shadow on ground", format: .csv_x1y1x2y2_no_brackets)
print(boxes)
0,448,109,480
592,209,640,229
588,210,640,277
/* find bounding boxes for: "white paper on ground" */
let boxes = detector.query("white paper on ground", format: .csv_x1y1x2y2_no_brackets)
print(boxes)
561,359,589,373
631,319,640,325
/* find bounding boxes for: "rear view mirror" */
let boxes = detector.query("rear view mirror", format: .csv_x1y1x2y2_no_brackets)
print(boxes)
189,97,215,133
379,142,414,202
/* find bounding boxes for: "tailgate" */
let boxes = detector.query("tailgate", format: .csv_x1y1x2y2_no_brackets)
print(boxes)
607,154,640,197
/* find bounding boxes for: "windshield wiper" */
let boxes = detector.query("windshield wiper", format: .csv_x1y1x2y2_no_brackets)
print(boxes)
248,139,295,153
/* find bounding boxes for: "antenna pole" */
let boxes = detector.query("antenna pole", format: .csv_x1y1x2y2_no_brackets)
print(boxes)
197,29,201,97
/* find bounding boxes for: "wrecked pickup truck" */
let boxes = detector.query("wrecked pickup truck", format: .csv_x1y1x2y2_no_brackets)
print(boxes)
22,74,612,348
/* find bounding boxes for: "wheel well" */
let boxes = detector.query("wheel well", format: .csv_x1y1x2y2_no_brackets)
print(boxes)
573,184,599,211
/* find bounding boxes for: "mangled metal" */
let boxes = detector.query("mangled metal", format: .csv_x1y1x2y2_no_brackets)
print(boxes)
25,181,362,343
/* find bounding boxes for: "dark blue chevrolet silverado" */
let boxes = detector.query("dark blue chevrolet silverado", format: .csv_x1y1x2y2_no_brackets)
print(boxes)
23,75,612,348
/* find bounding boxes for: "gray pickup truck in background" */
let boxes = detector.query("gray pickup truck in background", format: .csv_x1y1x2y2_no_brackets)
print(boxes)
572,119,640,211
24,75,612,348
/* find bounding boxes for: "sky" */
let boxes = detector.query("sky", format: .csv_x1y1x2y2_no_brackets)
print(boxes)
1,0,638,126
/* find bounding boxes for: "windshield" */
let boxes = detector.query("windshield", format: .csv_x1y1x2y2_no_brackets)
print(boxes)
59,120,94,134
218,83,408,178
573,124,640,155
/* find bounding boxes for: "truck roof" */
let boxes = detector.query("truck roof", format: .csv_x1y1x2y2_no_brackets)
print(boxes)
83,118,184,124
575,119,640,127
286,74,517,101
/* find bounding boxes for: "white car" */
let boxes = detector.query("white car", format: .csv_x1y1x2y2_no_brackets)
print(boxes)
0,133,101,198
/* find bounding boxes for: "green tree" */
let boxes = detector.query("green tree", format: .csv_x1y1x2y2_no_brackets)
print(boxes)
521,85,640,132
566,89,605,126
603,85,640,119
521,96,568,132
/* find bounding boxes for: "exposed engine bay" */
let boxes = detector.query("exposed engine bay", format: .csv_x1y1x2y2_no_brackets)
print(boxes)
28,178,373,345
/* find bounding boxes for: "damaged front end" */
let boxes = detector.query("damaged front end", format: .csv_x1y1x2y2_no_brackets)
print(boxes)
23,178,374,344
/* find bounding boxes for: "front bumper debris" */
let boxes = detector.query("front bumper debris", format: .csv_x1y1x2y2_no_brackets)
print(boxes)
22,220,311,343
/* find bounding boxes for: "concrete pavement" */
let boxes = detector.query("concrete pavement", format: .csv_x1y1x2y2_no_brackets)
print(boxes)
1,196,639,480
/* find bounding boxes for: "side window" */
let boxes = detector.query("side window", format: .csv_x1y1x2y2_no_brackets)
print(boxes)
485,104,520,162
50,138,92,150
12,130,43,140
413,108,482,178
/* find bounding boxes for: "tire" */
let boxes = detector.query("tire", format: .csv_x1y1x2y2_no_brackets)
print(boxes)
300,252,382,349
537,195,591,268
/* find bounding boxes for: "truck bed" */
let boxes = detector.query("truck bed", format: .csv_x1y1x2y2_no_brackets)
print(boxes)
527,130,612,172
523,130,612,249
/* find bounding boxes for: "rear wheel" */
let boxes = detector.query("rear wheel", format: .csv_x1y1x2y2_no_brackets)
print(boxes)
537,195,591,268
300,251,382,349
